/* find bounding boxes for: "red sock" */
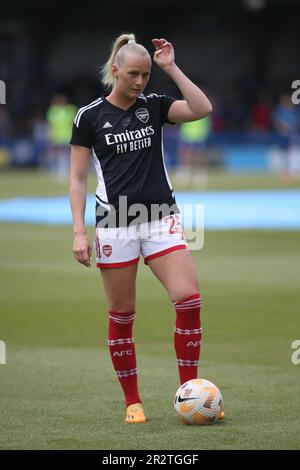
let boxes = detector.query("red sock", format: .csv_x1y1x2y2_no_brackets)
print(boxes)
174,293,202,385
108,311,141,407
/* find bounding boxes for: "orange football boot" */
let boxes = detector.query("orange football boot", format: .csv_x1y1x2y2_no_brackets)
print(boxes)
125,403,147,423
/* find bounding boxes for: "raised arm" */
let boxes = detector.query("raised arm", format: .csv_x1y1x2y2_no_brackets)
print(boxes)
69,144,92,267
152,38,212,123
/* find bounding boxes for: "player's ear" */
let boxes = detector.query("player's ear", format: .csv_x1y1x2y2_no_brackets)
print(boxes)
111,63,119,79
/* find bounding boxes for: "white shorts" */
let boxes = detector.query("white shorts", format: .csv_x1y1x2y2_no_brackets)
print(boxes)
94,214,188,268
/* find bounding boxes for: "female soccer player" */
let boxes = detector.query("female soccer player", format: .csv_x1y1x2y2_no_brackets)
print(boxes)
70,33,217,424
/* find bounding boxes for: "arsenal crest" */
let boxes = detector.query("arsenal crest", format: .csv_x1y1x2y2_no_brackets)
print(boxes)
135,108,150,123
103,244,112,257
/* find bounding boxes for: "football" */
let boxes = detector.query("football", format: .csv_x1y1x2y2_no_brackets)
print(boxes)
174,378,224,425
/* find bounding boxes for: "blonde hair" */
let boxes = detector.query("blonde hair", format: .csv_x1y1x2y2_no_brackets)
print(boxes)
101,33,151,88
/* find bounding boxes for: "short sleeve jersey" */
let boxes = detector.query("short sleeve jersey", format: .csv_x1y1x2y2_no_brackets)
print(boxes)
70,93,179,227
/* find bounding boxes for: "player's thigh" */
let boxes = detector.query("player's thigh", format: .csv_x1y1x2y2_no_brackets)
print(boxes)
147,249,199,302
99,263,138,312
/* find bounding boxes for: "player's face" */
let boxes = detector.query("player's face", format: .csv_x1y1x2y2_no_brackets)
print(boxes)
114,53,151,98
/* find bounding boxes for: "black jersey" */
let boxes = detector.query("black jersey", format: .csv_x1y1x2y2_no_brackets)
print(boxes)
70,93,179,227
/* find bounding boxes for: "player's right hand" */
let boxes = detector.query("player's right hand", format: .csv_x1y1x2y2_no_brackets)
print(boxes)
73,233,92,267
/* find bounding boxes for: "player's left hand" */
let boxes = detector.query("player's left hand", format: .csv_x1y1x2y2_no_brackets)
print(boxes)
152,38,175,70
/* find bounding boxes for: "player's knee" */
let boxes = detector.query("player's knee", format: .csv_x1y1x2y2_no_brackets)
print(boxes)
171,288,200,305
108,303,136,314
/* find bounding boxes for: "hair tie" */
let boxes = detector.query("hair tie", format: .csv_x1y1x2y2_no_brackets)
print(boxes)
128,39,136,44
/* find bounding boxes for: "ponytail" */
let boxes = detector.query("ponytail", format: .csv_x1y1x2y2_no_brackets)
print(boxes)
100,33,150,88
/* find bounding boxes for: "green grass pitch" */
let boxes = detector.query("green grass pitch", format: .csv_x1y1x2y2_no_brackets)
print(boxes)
0,170,300,449
1,226,299,449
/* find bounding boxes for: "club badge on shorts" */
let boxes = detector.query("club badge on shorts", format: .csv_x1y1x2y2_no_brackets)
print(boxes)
103,244,112,257
135,108,149,123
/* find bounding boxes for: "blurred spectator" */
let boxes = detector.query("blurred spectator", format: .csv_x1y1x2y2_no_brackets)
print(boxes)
0,108,13,139
211,94,225,133
46,94,77,181
31,111,49,166
251,90,272,132
272,93,299,137
270,93,300,181
222,89,249,132
0,108,12,168
176,115,211,187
